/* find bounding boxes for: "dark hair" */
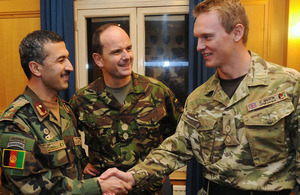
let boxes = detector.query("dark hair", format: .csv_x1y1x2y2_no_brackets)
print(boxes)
19,30,64,79
193,0,249,44
92,23,120,55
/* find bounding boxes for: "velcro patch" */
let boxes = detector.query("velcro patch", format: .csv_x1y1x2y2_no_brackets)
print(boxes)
41,140,66,152
2,149,26,169
73,137,82,146
247,91,288,111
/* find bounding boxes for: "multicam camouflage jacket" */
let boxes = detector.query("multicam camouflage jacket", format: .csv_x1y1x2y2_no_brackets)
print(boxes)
69,72,183,194
129,51,300,192
0,87,101,194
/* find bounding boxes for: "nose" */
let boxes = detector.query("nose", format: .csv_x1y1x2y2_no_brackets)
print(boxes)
121,49,130,60
197,38,205,52
65,59,74,72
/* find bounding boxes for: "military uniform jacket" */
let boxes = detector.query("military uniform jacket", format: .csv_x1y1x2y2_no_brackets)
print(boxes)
0,87,101,194
130,52,300,192
69,72,183,192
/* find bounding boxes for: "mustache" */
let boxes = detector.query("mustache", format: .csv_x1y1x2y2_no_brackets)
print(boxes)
61,71,71,77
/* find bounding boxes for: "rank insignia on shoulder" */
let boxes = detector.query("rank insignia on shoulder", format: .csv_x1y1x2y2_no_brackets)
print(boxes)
247,91,288,111
35,101,48,118
2,149,26,169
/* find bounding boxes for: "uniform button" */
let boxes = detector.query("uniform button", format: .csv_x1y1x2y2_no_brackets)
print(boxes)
267,118,273,124
225,125,231,133
122,123,128,131
45,135,52,140
225,136,231,143
43,128,50,135
123,133,129,140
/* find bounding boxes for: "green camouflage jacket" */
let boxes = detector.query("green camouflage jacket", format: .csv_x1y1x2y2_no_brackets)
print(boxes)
129,52,300,192
0,87,101,195
69,72,183,194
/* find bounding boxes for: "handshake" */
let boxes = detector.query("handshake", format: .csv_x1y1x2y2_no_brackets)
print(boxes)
84,163,136,195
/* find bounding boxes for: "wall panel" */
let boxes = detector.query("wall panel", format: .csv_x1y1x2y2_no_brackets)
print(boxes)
0,0,40,114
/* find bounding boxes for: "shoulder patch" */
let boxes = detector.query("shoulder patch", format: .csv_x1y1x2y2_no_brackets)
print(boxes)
1,97,29,121
2,149,26,169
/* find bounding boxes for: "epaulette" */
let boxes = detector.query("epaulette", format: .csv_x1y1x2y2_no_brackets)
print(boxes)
1,97,30,121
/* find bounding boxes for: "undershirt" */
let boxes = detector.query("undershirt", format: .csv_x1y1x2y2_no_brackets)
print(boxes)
106,79,133,105
42,98,60,123
220,74,247,99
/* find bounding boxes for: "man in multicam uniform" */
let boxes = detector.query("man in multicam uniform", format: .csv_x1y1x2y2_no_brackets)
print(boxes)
69,23,183,194
100,0,300,194
0,30,131,194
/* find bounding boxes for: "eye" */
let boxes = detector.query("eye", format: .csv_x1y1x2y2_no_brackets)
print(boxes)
112,50,122,55
126,46,132,52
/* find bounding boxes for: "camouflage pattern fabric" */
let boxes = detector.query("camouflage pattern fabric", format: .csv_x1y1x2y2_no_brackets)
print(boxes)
69,72,183,194
129,51,300,192
0,87,101,195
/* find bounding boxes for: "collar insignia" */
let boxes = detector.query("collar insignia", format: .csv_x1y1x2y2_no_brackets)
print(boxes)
35,101,48,117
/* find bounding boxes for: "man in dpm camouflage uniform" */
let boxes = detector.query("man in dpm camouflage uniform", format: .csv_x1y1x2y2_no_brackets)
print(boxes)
100,0,300,194
0,30,130,194
69,23,183,194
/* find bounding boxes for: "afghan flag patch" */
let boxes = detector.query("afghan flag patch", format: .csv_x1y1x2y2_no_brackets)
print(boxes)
2,149,26,169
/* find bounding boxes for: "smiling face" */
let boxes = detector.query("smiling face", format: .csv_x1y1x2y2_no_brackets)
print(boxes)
193,10,236,69
39,41,73,93
94,26,133,86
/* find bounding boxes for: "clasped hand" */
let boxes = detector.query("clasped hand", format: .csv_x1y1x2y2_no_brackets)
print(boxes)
97,167,135,195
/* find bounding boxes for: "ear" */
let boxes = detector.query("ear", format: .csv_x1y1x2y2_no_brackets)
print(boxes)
29,61,42,77
232,24,244,42
92,53,104,68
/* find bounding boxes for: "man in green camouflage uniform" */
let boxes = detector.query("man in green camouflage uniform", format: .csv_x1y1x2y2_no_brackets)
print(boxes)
0,30,130,194
69,23,183,194
100,1,300,194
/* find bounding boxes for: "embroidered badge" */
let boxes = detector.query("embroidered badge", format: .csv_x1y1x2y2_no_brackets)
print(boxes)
247,91,288,111
35,101,48,117
41,140,66,152
2,149,26,169
73,137,82,146
7,137,26,150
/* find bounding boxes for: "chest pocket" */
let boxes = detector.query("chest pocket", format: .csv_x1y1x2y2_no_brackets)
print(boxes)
182,110,217,166
135,104,167,147
79,113,113,148
40,140,69,168
244,99,294,166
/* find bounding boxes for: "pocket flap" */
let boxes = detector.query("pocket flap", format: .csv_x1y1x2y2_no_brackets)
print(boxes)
244,99,294,126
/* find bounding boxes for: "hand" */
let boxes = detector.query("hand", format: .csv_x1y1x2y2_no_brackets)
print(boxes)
100,168,135,187
83,163,100,176
98,175,132,195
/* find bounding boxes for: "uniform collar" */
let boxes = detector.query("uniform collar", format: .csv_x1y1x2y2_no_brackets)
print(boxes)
86,72,148,95
203,51,269,97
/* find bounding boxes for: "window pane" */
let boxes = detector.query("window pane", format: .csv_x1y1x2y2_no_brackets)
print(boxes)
86,17,130,83
145,14,189,104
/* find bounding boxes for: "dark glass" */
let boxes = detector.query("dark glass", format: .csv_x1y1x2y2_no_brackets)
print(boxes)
145,14,189,105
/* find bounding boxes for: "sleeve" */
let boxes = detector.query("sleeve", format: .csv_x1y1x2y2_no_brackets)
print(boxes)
129,112,194,190
0,123,102,195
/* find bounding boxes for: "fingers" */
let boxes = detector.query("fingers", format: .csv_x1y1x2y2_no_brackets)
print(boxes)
98,176,130,195
100,168,126,180
83,163,100,176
